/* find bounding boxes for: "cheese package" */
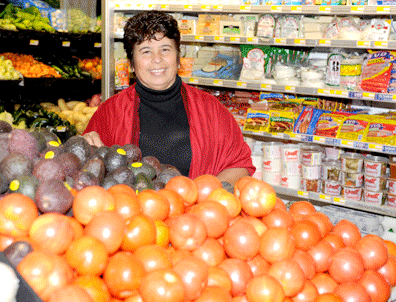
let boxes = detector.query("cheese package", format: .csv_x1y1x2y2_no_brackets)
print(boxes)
280,16,301,39
256,14,276,38
364,118,396,145
220,21,243,36
243,108,269,132
177,19,196,35
315,112,351,138
197,14,221,36
336,115,374,141
303,23,323,33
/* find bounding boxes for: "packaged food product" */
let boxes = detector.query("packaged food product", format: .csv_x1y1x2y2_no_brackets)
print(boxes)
239,47,265,81
281,175,301,189
280,144,301,162
337,115,372,141
294,107,327,135
243,109,269,132
322,160,342,181
342,186,363,201
301,145,324,166
341,170,364,187
364,189,387,205
301,178,321,192
280,16,301,39
340,57,363,91
196,14,221,36
326,53,344,87
325,147,344,160
364,175,388,192
364,119,396,146
302,165,322,180
263,171,281,186
263,142,282,159
314,112,351,138
387,193,396,208
340,152,364,172
362,19,391,42
364,156,389,177
322,180,342,196
263,158,281,173
282,161,302,176
268,110,295,134
359,51,393,93
256,14,276,38
389,161,396,179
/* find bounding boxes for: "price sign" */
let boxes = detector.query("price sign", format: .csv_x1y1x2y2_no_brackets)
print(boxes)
294,39,306,45
374,41,388,48
290,5,302,12
362,92,375,99
368,144,382,151
341,140,354,147
319,39,331,46
333,90,348,97
298,191,309,198
29,39,39,46
160,4,169,9
237,81,247,88
261,84,272,90
195,36,204,41
285,86,295,92
357,40,370,48
271,5,282,12
183,5,193,10
201,5,210,10
56,126,67,132
351,6,364,13
214,36,224,42
317,88,331,95
212,5,223,10
319,194,331,201
240,5,251,11
319,6,331,13
62,41,70,47
213,79,223,86
247,37,258,44
94,42,102,48
292,133,301,140
189,78,198,84
275,38,286,44
377,6,390,13
230,37,240,43
314,136,326,143
148,4,156,9
333,197,345,204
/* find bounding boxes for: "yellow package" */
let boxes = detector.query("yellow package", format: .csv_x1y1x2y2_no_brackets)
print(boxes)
364,118,396,146
243,108,269,132
268,110,296,134
197,14,221,36
315,112,351,138
337,115,376,141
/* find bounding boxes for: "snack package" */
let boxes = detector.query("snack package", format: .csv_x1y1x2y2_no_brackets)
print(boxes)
268,109,296,134
324,18,340,40
294,107,327,135
364,118,396,145
243,109,269,132
359,51,393,93
336,115,374,141
315,112,351,138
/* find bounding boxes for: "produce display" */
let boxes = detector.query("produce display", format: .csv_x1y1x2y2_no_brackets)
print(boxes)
48,55,92,79
78,57,102,80
0,127,395,302
0,55,22,80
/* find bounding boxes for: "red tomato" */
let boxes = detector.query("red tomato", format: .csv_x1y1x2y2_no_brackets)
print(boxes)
247,254,270,277
158,189,185,217
355,234,388,270
173,255,209,301
322,232,345,251
262,208,294,229
274,197,287,211
314,293,343,302
121,214,156,252
194,285,232,302
293,249,316,280
290,219,322,251
104,251,146,299
207,188,241,219
74,275,111,302
331,219,361,247
138,268,185,302
358,270,391,302
267,259,305,297
207,266,233,293
329,248,365,283
218,258,253,297
193,174,223,203
311,273,338,295
133,244,171,273
305,212,333,238
259,227,296,263
246,274,285,302
333,282,370,302
238,216,268,237
377,255,396,286
289,201,316,216
234,176,256,197
292,279,319,302
223,220,260,260
192,237,226,267
308,241,335,273
165,175,198,205
169,213,207,251
238,179,277,217
112,192,141,225
136,189,170,221
47,284,94,302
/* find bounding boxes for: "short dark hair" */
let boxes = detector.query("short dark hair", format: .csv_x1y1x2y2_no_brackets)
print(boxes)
123,10,181,67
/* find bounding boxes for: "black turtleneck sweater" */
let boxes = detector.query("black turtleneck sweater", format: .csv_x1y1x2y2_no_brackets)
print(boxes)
136,76,192,177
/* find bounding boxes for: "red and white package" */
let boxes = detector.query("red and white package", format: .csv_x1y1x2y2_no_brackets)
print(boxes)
359,51,393,93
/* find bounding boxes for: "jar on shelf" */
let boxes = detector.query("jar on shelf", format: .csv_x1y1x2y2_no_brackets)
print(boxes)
322,180,342,196
364,174,388,192
342,186,363,201
364,155,389,178
341,170,364,187
322,160,342,181
340,152,364,173
364,189,387,206
301,145,324,166
301,179,321,193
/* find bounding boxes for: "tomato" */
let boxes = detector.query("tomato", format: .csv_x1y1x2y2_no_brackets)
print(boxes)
169,213,207,251
384,240,396,258
121,214,156,252
238,179,277,217
104,251,146,299
290,219,322,251
0,193,38,237
305,212,333,238
314,293,343,302
322,232,345,251
238,216,268,237
73,186,115,225
262,208,294,229
358,270,391,302
207,266,233,293
124,294,143,302
307,241,335,273
154,219,170,247
355,234,388,270
112,192,141,224
274,197,287,211
136,189,170,221
192,237,226,266
65,235,108,276
293,249,316,280
165,175,198,205
133,244,171,273
223,220,260,260
138,268,185,302
29,213,74,255
259,227,295,263
107,184,137,198
292,279,319,302
158,189,185,217
193,174,223,203
194,285,232,302
311,273,338,295
333,282,370,302
267,259,305,297
218,258,253,297
17,251,74,301
207,188,241,219
234,176,256,197
377,255,396,286
328,247,365,283
84,211,126,254
190,200,230,238
47,284,94,302
246,254,270,277
173,255,209,300
331,219,361,247
246,274,285,302
67,216,84,240
0,234,14,251
74,275,111,302
289,201,316,216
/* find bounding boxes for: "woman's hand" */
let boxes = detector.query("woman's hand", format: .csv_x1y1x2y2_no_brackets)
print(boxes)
82,131,105,147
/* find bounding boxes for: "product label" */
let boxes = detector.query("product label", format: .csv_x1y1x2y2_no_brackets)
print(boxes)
343,187,363,201
364,191,386,205
324,182,342,195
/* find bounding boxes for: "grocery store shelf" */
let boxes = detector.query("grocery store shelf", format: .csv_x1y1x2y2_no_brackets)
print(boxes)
114,3,396,15
273,185,396,218
181,76,396,103
242,130,396,155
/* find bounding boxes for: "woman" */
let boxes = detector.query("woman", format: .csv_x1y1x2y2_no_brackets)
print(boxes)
83,10,255,185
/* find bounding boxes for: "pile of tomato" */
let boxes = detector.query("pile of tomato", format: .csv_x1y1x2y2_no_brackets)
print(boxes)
0,174,396,302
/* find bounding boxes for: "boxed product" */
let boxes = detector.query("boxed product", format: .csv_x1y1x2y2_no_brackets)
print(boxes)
196,14,221,36
177,19,197,35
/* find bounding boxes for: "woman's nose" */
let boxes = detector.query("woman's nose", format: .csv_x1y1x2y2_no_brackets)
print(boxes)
151,51,163,63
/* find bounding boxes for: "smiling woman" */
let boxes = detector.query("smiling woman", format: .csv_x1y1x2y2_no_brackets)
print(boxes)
83,11,255,185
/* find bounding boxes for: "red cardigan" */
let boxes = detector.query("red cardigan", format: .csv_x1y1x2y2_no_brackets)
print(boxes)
84,82,255,179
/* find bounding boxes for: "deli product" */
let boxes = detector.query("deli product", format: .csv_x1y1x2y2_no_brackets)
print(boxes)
322,160,342,181
364,118,396,146
301,178,321,192
359,51,393,93
363,155,389,177
337,115,372,141
340,152,364,172
389,161,396,179
364,175,388,192
364,189,387,205
314,112,351,138
301,145,324,166
341,170,364,187
342,186,363,201
322,180,342,196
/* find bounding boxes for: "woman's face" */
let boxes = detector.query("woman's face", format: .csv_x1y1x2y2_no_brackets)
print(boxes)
132,34,179,91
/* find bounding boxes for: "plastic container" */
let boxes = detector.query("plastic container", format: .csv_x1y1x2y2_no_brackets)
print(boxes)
114,42,130,90
388,161,396,179
281,175,301,189
302,165,322,180
364,155,389,177
301,145,324,166
301,178,321,192
364,175,388,192
341,170,364,187
263,142,282,159
388,178,396,195
387,194,396,208
281,161,302,176
322,180,342,196
263,171,281,186
322,160,342,181
364,189,387,205
342,186,363,201
262,158,281,173
340,152,364,172
325,146,344,160
280,144,301,162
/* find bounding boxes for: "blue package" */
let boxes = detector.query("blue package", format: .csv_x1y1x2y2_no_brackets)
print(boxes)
294,106,328,135
192,53,242,80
